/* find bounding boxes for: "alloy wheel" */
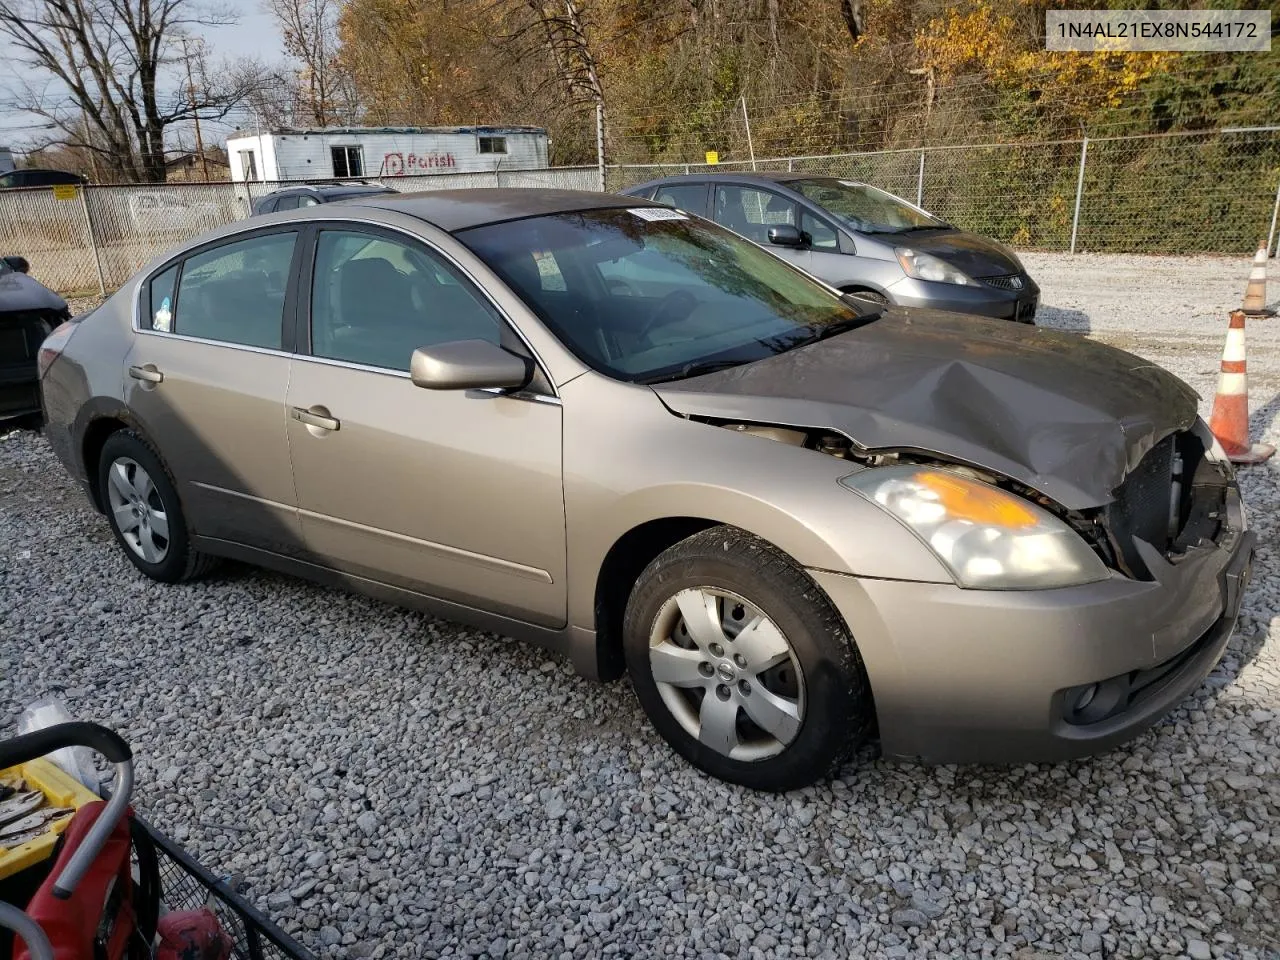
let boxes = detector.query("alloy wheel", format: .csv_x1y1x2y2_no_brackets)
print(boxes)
648,587,806,761
105,457,170,563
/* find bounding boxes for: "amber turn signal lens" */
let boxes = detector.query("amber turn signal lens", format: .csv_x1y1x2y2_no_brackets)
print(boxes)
914,470,1038,529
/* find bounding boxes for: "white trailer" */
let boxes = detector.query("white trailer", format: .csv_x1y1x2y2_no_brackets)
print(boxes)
225,125,549,183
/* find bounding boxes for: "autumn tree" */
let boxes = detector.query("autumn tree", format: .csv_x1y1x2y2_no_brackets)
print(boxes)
264,0,356,126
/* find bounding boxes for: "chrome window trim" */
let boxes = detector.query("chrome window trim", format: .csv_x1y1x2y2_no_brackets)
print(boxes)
132,328,293,359
130,214,560,400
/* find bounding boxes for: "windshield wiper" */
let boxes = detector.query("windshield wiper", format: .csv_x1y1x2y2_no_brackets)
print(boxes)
637,358,751,385
900,223,949,231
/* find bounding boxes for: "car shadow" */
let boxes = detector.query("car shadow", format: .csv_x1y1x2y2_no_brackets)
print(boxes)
1033,304,1091,335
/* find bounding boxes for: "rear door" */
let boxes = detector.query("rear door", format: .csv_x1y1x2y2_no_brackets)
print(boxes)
123,228,304,556
284,224,567,625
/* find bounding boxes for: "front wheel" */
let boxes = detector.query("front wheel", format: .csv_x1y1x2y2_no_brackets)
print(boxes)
623,526,874,791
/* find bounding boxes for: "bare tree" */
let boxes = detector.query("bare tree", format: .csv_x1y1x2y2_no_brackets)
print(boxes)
264,0,353,127
0,0,259,181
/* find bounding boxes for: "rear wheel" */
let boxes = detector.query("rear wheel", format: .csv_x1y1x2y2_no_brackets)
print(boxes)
98,430,216,583
623,526,873,791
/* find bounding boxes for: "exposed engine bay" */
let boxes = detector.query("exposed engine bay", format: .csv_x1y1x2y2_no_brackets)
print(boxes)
712,419,1233,581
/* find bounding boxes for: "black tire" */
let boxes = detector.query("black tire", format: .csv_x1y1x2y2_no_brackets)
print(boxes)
841,287,890,306
623,526,873,792
97,429,216,583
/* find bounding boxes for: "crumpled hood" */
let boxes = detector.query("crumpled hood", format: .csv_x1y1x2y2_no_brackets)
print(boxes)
0,270,67,314
879,228,1022,279
652,309,1199,510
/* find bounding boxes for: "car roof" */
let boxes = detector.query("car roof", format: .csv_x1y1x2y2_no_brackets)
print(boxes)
264,183,396,198
344,188,658,232
628,172,861,190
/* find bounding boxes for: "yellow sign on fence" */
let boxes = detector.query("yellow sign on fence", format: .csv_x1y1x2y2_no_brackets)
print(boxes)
52,184,79,201
705,151,719,165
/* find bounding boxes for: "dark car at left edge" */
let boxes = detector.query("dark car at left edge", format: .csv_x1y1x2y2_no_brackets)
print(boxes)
0,255,70,424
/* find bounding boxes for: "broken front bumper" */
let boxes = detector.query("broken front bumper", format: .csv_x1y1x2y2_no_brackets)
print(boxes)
811,485,1253,765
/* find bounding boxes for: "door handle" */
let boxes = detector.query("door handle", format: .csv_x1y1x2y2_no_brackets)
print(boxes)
128,364,163,383
291,406,341,432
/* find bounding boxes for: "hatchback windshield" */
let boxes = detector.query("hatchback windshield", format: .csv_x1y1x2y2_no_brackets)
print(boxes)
790,179,946,234
456,207,874,383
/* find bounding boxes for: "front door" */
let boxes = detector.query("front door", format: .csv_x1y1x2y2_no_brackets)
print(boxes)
123,229,303,556
284,226,567,626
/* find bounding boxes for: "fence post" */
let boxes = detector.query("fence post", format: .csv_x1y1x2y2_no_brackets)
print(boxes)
741,96,757,171
595,102,606,192
916,151,926,207
1267,174,1280,258
1070,137,1089,255
788,158,794,172
684,164,690,175
79,186,106,297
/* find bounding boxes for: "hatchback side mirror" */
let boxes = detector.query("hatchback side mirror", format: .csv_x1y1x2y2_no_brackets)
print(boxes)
767,225,804,248
3,255,30,274
410,339,532,391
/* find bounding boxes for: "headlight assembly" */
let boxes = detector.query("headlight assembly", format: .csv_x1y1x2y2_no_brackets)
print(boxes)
841,466,1110,589
895,247,978,287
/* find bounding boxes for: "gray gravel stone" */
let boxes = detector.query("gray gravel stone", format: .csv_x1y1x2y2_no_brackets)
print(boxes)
5,257,1280,958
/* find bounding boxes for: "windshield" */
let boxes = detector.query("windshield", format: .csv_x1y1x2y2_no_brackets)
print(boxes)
456,207,874,383
790,179,946,233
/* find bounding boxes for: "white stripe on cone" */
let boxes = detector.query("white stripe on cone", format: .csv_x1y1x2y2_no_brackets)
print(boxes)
1218,371,1247,395
1224,329,1247,361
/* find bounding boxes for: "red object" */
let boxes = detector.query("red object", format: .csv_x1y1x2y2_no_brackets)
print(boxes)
155,910,233,960
13,801,134,960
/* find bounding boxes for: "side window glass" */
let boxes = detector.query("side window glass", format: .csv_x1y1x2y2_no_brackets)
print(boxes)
311,230,503,370
275,196,299,211
298,196,319,207
713,186,795,244
173,233,296,349
147,264,179,331
653,184,706,215
801,211,840,251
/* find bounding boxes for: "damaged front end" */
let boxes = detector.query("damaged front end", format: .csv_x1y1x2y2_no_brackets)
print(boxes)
711,417,1236,584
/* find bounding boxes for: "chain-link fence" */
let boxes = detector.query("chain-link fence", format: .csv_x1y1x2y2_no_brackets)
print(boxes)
1,165,600,295
607,127,1280,259
8,129,1280,297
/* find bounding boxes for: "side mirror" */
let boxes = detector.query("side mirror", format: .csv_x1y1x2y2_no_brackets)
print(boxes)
410,339,532,391
767,224,804,248
3,255,30,274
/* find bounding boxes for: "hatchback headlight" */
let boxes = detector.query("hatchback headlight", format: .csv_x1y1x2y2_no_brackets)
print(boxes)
895,247,978,287
841,466,1109,589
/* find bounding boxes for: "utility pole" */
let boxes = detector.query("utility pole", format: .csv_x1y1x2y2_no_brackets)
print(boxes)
78,103,100,182
180,37,209,180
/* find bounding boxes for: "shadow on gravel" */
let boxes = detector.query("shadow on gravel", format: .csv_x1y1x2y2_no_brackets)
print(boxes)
1034,304,1091,335
1247,390,1280,439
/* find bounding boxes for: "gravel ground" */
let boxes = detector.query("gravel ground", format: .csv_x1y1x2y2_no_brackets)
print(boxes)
4,254,1280,960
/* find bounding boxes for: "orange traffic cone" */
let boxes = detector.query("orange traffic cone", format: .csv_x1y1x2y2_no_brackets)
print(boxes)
1242,244,1274,317
1208,310,1274,465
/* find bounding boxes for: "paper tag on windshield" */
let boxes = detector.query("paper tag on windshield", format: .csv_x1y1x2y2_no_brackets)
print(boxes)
629,207,687,221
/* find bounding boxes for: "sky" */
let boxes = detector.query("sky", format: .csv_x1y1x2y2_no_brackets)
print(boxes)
207,4,284,62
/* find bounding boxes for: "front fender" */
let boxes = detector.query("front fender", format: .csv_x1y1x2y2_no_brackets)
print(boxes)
561,375,952,630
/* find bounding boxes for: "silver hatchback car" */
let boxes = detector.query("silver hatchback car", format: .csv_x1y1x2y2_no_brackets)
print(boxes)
39,189,1251,791
624,173,1040,322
